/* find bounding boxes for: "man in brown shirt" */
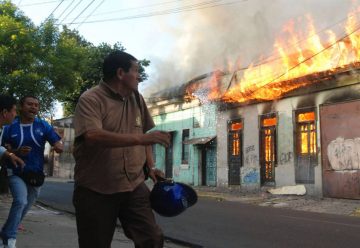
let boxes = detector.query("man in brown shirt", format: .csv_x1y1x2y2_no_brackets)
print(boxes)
73,51,170,248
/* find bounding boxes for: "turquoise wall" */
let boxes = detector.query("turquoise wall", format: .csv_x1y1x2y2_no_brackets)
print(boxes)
151,104,217,185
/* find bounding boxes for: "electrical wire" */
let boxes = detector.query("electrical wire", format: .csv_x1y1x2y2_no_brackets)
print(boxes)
19,0,69,7
262,23,360,87
244,12,359,70
68,0,96,26
143,22,360,102
86,0,191,17
7,0,360,102
62,0,242,25
58,0,83,24
76,0,106,29
56,0,75,21
43,0,65,23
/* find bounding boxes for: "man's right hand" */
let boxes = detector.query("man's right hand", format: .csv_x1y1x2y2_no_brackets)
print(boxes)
7,152,25,168
142,131,170,147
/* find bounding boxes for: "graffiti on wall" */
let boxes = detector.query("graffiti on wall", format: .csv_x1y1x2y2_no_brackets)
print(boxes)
327,137,360,170
245,154,258,165
243,168,259,184
245,145,255,154
245,145,258,165
279,152,293,165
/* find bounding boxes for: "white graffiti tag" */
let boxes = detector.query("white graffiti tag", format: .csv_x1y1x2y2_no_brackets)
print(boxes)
327,137,360,170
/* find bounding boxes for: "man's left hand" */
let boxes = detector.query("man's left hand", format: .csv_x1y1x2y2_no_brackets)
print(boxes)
149,168,165,183
53,141,64,153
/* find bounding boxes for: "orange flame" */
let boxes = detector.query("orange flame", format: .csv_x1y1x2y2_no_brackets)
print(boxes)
186,8,360,103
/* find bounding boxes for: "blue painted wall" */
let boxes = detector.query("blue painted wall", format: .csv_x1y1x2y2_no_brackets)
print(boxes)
151,103,217,185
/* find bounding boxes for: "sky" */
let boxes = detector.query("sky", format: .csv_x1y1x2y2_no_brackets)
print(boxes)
13,0,360,116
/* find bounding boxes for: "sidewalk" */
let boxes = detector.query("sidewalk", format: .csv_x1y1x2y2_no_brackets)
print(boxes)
47,177,360,217
195,186,360,217
0,194,188,248
46,177,360,217
1,180,358,248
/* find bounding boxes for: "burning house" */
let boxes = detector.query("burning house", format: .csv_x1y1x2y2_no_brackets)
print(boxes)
214,68,360,199
148,10,360,199
147,73,218,186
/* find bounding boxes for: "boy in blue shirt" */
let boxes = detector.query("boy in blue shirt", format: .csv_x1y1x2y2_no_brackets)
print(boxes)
0,95,24,169
0,96,63,248
0,95,25,197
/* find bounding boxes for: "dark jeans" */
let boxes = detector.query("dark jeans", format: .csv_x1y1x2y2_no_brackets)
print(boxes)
73,182,164,248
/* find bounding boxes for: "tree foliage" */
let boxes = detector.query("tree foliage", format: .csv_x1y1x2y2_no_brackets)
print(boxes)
61,42,150,115
0,1,150,117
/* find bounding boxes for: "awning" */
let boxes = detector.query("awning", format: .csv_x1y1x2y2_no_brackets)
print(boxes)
183,136,216,145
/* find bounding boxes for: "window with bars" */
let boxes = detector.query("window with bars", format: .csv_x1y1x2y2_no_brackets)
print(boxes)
228,119,243,185
230,121,242,156
260,114,277,184
295,109,317,184
296,111,317,155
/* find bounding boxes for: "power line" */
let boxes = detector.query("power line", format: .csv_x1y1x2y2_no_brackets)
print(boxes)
8,0,360,84
144,21,360,102
43,0,65,23
221,22,360,102
68,0,96,26
244,12,358,71
87,0,188,18
265,23,360,86
56,0,75,21
19,0,70,7
58,0,84,24
76,0,105,29
62,0,241,25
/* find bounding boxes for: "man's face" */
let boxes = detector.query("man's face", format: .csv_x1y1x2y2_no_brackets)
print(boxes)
121,60,139,91
20,97,39,120
3,105,17,125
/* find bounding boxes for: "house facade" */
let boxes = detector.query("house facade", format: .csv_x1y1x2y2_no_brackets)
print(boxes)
49,70,360,200
217,70,360,199
148,70,360,199
49,116,75,179
147,92,217,186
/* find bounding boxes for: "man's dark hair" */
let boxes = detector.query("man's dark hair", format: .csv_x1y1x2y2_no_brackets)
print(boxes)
19,95,39,106
0,95,16,112
102,51,137,82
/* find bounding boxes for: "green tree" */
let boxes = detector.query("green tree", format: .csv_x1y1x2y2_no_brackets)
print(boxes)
0,1,60,115
61,42,150,116
0,1,150,117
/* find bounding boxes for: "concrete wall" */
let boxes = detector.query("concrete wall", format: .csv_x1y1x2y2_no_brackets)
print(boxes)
217,80,360,196
216,105,261,190
152,103,217,185
49,117,75,179
49,77,360,197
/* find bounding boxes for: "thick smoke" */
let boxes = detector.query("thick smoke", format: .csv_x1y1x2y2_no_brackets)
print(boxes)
141,0,359,97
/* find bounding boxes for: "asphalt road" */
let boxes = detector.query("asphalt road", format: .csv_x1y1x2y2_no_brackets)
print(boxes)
38,180,75,213
38,181,360,248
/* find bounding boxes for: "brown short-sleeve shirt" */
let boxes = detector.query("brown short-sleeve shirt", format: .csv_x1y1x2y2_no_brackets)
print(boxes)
73,82,155,194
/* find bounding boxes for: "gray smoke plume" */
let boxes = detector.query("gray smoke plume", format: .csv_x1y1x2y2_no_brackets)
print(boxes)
141,0,359,97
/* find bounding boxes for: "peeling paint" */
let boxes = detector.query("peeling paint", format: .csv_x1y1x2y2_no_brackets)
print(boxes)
243,169,259,184
327,137,360,170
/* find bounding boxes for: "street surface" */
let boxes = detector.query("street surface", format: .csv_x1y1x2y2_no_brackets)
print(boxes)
38,180,360,248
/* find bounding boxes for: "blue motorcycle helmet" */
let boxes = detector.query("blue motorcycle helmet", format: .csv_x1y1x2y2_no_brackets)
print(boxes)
150,178,198,217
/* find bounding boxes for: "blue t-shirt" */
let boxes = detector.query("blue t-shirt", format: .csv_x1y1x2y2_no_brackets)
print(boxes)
1,117,61,174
